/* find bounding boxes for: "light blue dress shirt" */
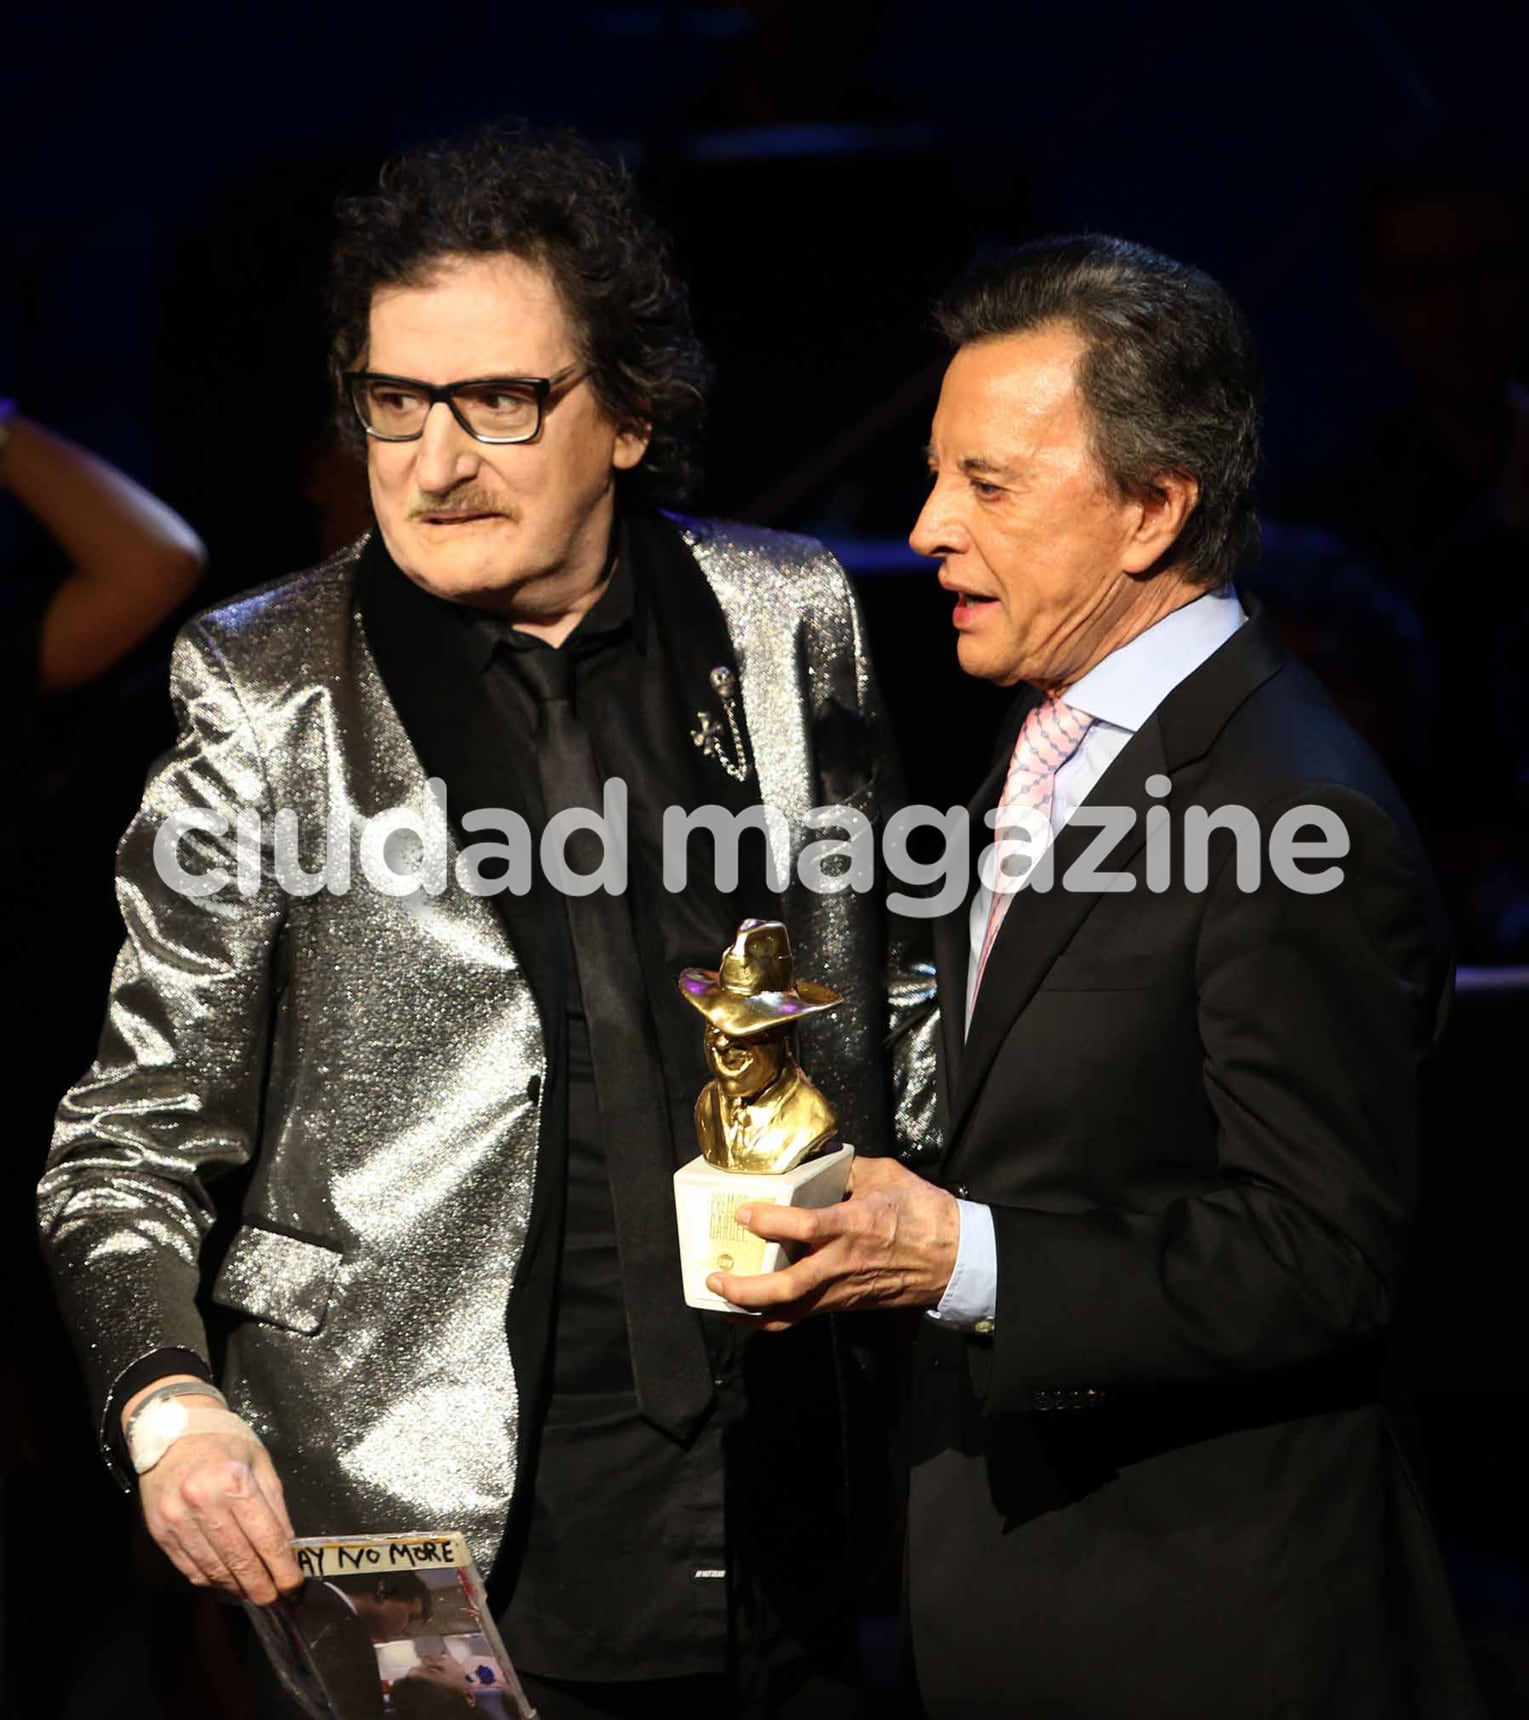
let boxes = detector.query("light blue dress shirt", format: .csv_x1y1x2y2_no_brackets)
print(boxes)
931,586,1248,1330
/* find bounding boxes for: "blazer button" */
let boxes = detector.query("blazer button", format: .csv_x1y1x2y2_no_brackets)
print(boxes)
526,1074,542,1105
950,1183,970,1200
1033,1388,1055,1412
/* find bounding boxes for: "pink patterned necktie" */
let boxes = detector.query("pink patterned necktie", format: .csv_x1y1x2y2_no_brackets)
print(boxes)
972,696,1096,999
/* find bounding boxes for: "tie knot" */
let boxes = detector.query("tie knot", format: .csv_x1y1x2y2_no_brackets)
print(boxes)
512,642,574,705
1011,695,1093,777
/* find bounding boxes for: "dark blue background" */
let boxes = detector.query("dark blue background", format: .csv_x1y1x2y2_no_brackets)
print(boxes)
3,4,1526,1713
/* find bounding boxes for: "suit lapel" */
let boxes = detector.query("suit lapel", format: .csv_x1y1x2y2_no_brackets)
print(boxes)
631,514,763,836
950,717,1167,1148
945,606,1286,1155
931,692,1030,1103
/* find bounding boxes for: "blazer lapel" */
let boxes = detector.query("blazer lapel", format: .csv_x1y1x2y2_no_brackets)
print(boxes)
632,513,763,837
950,717,1168,1148
931,693,1029,1104
946,605,1286,1154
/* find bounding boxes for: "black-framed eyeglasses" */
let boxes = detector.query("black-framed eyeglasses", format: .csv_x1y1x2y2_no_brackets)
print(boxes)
343,363,588,445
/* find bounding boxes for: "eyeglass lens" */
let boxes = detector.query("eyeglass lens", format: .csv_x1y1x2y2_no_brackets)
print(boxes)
356,379,542,441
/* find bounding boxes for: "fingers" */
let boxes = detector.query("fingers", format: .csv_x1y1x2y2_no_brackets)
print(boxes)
733,1202,828,1244
222,1478,305,1600
713,1274,837,1331
153,1519,218,1590
143,1436,302,1604
709,1263,802,1309
251,1445,297,1543
846,1154,918,1196
160,1507,246,1596
710,1242,839,1311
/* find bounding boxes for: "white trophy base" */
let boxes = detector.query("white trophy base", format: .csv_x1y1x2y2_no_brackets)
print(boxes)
673,1142,855,1313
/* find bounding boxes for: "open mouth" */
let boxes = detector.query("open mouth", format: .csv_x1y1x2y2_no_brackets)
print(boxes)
950,588,998,626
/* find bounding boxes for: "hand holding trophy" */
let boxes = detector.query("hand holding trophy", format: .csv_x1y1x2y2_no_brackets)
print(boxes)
674,919,855,1311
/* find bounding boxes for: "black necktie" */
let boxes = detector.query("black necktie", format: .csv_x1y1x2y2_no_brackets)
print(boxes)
515,644,714,1441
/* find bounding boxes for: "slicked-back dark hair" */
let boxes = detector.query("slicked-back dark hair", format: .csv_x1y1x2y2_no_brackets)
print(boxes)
935,236,1261,588
329,124,710,507
328,1569,433,1620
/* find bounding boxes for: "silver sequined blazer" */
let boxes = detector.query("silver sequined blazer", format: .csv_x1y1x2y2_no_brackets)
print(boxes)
39,518,938,1571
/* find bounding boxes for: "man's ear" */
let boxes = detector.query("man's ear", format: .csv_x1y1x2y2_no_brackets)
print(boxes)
613,404,652,472
1122,473,1199,575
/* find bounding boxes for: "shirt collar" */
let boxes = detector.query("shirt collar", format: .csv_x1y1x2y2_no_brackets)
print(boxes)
1063,585,1247,735
467,518,642,669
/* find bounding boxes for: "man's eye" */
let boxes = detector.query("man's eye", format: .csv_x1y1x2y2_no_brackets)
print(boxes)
972,479,1003,498
374,388,421,412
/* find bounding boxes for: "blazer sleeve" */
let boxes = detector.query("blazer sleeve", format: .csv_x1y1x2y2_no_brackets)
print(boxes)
981,781,1446,1413
36,617,286,1471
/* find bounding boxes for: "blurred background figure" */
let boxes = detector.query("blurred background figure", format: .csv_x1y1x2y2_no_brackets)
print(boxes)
0,401,206,1715
1282,150,1529,962
0,404,205,697
0,400,206,1098
0,398,204,1160
0,397,205,1318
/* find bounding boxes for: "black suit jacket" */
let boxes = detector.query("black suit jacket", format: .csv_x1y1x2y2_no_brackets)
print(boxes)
295,1580,385,1720
908,611,1483,1718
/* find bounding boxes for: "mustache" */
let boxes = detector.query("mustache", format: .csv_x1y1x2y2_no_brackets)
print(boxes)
407,489,517,521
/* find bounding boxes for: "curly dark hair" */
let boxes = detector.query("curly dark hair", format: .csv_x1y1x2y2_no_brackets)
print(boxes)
328,124,710,507
935,236,1262,589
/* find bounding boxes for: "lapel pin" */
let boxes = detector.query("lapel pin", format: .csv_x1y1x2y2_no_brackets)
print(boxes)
692,666,751,783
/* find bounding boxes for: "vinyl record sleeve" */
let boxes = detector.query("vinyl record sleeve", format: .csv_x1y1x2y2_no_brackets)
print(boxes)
245,1530,536,1719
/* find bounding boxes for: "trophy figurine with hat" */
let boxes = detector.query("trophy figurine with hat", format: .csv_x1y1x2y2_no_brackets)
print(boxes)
674,919,855,1312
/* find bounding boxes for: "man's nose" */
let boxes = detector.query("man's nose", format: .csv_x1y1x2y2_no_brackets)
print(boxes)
909,481,967,560
412,400,482,492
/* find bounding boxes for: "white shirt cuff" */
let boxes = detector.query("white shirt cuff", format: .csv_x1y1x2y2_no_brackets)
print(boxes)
926,1199,997,1331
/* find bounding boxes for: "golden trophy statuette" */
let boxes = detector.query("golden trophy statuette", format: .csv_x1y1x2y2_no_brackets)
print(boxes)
673,919,856,1312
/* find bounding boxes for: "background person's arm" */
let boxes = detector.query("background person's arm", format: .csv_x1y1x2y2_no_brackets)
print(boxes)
0,403,205,695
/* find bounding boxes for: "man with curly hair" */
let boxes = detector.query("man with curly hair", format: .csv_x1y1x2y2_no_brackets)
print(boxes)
40,126,935,1717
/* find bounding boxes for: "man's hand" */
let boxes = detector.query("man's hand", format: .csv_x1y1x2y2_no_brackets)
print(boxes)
125,1379,302,1604
707,1155,961,1330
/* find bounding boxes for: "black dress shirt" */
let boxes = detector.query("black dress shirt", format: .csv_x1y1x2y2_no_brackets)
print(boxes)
367,520,796,1682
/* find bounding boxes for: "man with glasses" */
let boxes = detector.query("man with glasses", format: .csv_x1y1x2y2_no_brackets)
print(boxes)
40,125,934,1719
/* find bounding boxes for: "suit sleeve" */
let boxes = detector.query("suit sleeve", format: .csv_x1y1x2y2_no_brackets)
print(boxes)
981,782,1445,1413
36,618,286,1476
